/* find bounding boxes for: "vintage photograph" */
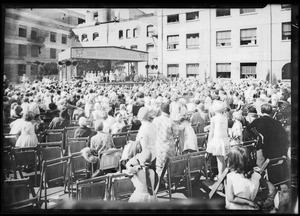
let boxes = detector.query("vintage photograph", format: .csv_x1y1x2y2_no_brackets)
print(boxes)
1,5,298,213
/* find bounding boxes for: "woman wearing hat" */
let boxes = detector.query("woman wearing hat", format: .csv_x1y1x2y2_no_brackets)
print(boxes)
74,117,94,138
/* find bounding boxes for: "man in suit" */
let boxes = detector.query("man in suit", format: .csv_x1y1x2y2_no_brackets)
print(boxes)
245,103,289,167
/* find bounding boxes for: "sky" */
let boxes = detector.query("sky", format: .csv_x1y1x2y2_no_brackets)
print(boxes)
67,8,155,15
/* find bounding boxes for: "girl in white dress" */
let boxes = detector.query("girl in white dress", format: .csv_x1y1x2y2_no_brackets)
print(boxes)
225,146,261,210
15,112,38,148
206,100,230,180
125,149,157,203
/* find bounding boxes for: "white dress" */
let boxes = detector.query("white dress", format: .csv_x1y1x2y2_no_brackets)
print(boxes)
225,171,261,210
128,168,157,203
15,121,38,148
181,122,198,152
206,113,230,156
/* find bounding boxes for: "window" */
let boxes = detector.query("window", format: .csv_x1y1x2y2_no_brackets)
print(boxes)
186,64,199,77
61,49,65,52
31,45,39,57
93,12,98,20
282,23,291,40
93,32,99,41
240,63,257,79
126,29,131,38
50,48,56,59
119,30,123,39
240,28,257,45
31,27,38,40
18,64,26,76
133,28,138,38
50,31,56,42
281,4,291,9
131,45,138,50
186,33,199,49
31,64,38,76
216,30,231,47
216,63,231,78
167,14,179,23
186,11,199,21
147,25,154,37
282,63,291,79
240,8,256,14
18,44,27,57
167,64,179,77
78,18,85,24
19,25,27,37
216,9,231,17
62,34,67,44
146,44,154,52
167,35,179,50
81,34,88,42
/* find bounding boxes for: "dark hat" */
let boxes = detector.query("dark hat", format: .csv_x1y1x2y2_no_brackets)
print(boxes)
161,103,170,115
248,106,257,114
49,103,57,111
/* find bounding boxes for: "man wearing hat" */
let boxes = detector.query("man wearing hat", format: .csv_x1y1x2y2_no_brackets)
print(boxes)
152,103,179,178
135,107,157,171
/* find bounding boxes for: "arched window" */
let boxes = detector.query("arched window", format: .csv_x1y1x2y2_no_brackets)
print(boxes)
93,32,99,41
147,25,154,37
126,29,131,38
81,33,88,42
146,43,154,52
282,63,291,79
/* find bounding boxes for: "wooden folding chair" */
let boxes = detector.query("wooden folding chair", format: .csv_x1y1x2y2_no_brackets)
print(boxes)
265,156,290,187
12,146,39,186
3,177,39,212
167,154,190,200
38,142,64,171
64,126,78,148
99,149,123,172
128,130,138,141
38,156,71,209
3,124,11,134
196,132,208,151
76,175,109,201
67,137,89,155
154,157,170,195
3,145,13,179
109,173,135,201
112,133,128,149
70,152,91,195
44,129,65,149
191,124,199,134
3,133,18,147
187,151,209,197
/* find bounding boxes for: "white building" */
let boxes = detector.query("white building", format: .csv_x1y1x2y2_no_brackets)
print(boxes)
157,5,291,82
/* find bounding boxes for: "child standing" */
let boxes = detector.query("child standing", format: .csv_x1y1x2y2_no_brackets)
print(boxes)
225,146,261,210
125,149,158,203
206,100,230,180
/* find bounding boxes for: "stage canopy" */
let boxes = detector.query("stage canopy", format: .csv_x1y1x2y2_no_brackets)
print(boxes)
58,46,148,63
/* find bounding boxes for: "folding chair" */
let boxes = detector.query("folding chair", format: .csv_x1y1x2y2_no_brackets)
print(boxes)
187,151,209,197
3,124,11,134
196,132,208,151
38,142,64,171
128,130,138,141
44,129,65,148
167,154,190,200
3,146,13,179
69,120,79,127
265,156,290,188
67,137,89,155
12,146,39,186
3,177,39,212
109,173,135,201
76,175,109,201
99,149,123,173
121,125,131,133
112,133,128,149
154,157,170,195
3,133,18,147
64,126,78,148
38,156,71,209
70,152,91,195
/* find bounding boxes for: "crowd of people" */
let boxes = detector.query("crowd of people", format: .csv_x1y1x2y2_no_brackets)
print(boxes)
3,75,293,212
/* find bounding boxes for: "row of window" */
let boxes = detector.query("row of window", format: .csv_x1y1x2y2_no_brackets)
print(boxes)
18,44,58,59
167,5,291,23
167,23,291,50
19,25,68,44
167,62,291,79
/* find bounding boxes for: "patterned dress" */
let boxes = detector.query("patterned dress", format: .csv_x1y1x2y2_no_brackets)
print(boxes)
152,113,178,177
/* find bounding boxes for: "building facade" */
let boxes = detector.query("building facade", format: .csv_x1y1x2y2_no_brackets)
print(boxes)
70,9,158,77
157,5,291,82
4,8,85,83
